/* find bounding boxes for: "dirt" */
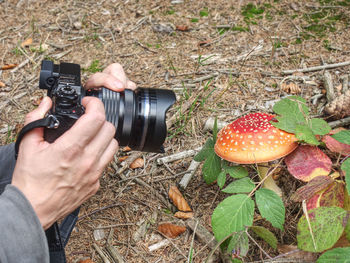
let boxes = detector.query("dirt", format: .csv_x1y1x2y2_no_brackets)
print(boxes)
1,0,350,262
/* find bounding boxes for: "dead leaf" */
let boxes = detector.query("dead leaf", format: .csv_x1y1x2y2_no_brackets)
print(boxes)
277,244,317,261
21,37,33,47
176,25,189,31
0,81,5,88
322,129,350,156
122,146,132,152
1,64,18,70
198,40,212,47
168,185,192,212
118,156,129,162
157,223,186,238
129,157,144,169
174,211,193,219
285,145,332,182
306,180,345,210
291,175,333,202
281,82,301,94
77,259,95,263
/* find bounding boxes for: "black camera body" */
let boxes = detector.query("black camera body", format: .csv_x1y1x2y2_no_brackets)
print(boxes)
39,60,176,152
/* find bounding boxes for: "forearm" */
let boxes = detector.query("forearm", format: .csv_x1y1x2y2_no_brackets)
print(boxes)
0,185,49,263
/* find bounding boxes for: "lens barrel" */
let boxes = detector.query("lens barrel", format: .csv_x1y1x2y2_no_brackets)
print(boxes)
86,88,176,153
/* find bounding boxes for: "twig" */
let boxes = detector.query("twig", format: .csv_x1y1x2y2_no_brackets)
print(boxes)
156,230,188,259
302,200,317,251
186,218,216,249
78,203,123,220
148,239,170,252
96,223,135,229
324,71,334,102
246,229,272,259
106,229,126,263
187,219,199,263
328,117,350,128
203,117,228,132
178,160,201,190
282,61,350,75
93,243,111,263
156,147,201,164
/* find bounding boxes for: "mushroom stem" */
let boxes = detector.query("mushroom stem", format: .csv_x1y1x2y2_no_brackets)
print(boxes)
257,163,283,197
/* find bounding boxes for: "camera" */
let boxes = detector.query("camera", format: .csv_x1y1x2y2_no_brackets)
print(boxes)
39,60,176,152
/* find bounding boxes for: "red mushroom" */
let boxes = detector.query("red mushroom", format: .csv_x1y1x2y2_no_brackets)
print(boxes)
214,112,298,196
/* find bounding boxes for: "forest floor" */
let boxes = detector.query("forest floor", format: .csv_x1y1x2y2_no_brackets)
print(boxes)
1,0,350,262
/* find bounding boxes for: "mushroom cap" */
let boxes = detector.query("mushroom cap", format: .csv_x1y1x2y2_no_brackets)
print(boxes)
214,112,298,164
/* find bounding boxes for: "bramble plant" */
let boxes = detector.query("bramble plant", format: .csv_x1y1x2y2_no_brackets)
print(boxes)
195,96,350,262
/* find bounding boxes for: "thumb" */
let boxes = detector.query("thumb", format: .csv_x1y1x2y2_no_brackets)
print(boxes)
21,97,52,146
24,97,52,125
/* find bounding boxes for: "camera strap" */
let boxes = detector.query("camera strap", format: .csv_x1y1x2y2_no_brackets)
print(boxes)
14,114,79,263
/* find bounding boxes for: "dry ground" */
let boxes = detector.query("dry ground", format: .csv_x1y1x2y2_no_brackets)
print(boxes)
1,0,350,262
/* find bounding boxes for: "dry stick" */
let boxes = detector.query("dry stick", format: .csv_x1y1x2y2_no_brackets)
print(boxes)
93,243,111,263
245,230,272,259
324,71,334,102
187,219,199,263
156,230,188,259
96,223,135,229
178,160,201,190
79,203,124,221
106,229,126,263
157,147,202,164
328,117,350,128
282,60,350,75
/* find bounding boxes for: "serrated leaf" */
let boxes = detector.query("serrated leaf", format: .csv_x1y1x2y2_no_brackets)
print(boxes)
316,247,350,263
291,176,333,202
341,158,350,195
272,96,308,133
256,188,285,230
227,231,249,257
250,226,278,249
226,166,248,179
295,125,320,145
222,177,255,194
332,130,350,145
202,151,221,184
297,207,348,252
194,138,214,162
285,145,332,182
212,194,255,242
309,118,331,136
217,170,226,189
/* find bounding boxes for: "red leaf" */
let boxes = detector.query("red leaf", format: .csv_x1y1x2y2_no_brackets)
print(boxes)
285,145,332,182
322,132,350,156
306,180,345,210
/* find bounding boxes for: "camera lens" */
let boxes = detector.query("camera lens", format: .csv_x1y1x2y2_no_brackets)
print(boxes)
86,88,176,152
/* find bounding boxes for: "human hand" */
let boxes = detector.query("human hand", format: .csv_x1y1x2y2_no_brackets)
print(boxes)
12,63,135,229
84,63,136,91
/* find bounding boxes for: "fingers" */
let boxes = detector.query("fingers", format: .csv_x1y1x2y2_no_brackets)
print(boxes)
98,138,119,169
84,63,137,92
58,97,106,148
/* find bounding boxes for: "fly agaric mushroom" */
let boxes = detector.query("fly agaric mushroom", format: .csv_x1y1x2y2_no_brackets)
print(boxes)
214,112,298,196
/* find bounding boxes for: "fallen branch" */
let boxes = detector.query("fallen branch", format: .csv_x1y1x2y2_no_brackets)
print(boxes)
179,160,201,190
282,61,350,75
106,229,125,263
328,116,350,128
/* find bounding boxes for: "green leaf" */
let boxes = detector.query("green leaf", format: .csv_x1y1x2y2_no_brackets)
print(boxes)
202,151,221,184
272,96,308,133
317,247,350,263
295,125,320,145
222,178,255,194
194,138,214,162
345,218,350,242
332,130,350,145
227,231,249,257
250,226,278,249
226,166,249,179
297,207,348,252
341,158,350,195
255,188,285,230
309,118,331,136
273,96,309,117
217,171,226,189
213,117,218,142
212,194,255,242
